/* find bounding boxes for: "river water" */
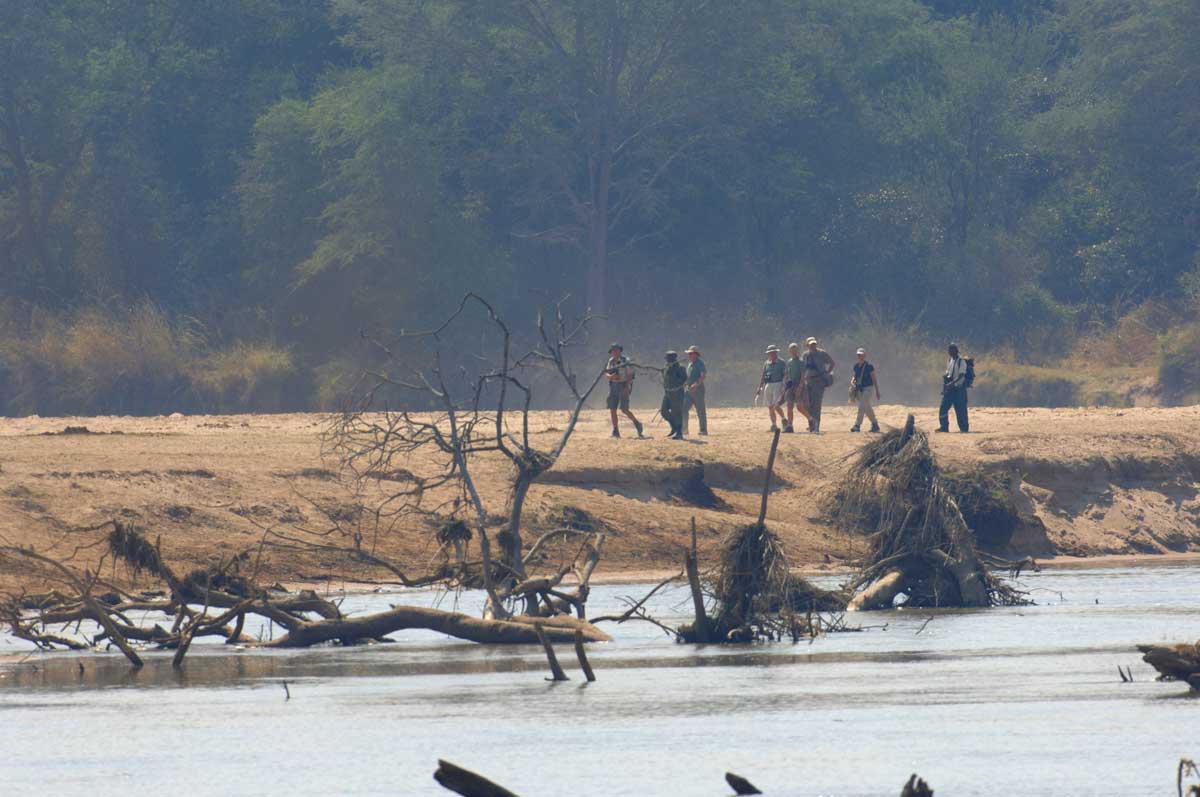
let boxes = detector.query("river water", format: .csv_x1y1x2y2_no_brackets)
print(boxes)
0,565,1196,796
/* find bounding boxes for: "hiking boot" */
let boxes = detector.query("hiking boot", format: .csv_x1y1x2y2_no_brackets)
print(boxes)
769,425,779,432
935,427,949,433
699,430,708,436
869,425,881,433
849,426,860,432
671,432,684,440
783,424,794,433
611,427,620,438
633,419,644,438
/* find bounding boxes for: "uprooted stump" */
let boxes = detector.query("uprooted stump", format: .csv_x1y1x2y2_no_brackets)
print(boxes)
1138,640,1200,689
832,415,1028,611
678,522,844,643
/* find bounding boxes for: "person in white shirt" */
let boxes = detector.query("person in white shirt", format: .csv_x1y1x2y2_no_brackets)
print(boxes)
937,342,969,433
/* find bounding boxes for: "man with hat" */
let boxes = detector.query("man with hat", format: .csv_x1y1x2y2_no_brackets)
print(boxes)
755,344,787,431
800,337,836,433
682,345,708,436
605,343,644,438
661,350,688,440
849,347,881,433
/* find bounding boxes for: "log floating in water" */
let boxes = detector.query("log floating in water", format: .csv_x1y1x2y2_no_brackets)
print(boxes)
726,771,762,795
262,605,610,647
1138,640,1200,688
434,759,521,797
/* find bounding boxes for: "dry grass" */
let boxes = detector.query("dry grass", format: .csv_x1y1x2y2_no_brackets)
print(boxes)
0,302,304,415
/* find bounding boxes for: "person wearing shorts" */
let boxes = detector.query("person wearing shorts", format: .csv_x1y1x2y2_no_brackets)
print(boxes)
604,344,644,438
755,344,787,431
782,342,809,433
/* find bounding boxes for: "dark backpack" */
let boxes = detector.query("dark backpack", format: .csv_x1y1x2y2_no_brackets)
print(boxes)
964,357,976,388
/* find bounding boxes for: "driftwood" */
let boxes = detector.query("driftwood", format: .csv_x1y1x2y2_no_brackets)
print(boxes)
1138,641,1200,689
434,760,521,797
833,415,1027,610
726,771,763,795
533,624,569,680
1,518,609,670
574,629,596,682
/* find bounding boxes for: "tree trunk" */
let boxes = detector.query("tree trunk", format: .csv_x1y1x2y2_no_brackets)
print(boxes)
502,469,534,584
847,568,908,612
587,209,608,317
263,605,611,648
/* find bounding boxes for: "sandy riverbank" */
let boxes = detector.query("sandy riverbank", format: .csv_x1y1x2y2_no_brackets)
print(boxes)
2,405,1198,593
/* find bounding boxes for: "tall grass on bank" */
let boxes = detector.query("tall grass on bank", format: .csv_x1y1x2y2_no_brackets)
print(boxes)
0,302,307,416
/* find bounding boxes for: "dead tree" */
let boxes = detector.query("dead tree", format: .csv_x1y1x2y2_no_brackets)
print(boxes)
324,293,607,621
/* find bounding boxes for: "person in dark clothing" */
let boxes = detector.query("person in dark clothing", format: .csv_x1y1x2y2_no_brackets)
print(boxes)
938,342,969,433
661,350,688,440
849,347,881,432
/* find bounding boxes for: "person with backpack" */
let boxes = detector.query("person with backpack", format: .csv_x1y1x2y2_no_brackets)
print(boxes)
799,337,836,433
605,343,644,438
849,347,881,433
938,342,971,433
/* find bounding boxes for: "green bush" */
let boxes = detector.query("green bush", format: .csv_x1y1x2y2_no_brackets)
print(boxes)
190,344,300,412
1158,324,1200,402
0,303,310,416
973,364,1080,408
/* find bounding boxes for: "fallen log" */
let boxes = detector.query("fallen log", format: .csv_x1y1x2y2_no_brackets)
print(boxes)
434,759,521,797
262,605,610,647
847,568,908,612
726,771,762,795
1138,640,1200,688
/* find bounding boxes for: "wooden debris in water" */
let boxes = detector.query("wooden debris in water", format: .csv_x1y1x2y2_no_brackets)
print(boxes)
832,415,1028,610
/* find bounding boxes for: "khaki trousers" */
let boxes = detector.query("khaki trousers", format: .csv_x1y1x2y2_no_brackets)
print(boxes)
854,391,878,428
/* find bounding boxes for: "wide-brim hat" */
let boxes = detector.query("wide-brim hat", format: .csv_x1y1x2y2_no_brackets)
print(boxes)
684,345,701,355
765,344,780,353
806,337,818,346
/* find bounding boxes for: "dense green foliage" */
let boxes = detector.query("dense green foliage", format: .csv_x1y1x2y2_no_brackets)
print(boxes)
2,0,1198,413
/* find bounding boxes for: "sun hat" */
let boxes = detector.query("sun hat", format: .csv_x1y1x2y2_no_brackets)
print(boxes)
765,344,780,353
856,347,865,355
665,350,678,360
806,337,818,346
684,345,701,355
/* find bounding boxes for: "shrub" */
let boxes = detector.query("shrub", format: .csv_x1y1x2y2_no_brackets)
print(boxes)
1158,323,1200,402
973,363,1080,408
0,302,310,416
190,344,300,412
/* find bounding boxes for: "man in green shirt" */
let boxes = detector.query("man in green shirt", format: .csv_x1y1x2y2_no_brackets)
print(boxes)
682,345,707,436
782,342,810,434
800,336,836,433
661,350,688,440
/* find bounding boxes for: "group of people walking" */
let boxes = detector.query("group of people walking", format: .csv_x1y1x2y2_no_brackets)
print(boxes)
603,340,971,439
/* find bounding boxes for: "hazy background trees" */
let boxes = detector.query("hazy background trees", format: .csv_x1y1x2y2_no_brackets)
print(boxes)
2,0,1198,414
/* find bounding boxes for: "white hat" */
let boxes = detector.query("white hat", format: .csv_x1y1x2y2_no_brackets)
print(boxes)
856,347,865,355
765,344,780,353
806,337,818,346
